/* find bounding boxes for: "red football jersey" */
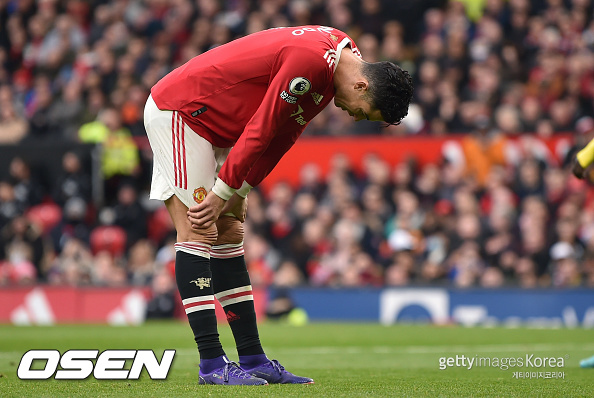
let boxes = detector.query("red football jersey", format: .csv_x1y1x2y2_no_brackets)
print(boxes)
151,25,360,194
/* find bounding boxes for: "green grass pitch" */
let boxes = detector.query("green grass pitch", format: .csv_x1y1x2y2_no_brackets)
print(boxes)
0,321,592,397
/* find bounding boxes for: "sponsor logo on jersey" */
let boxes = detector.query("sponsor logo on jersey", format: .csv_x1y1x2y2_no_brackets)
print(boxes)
291,105,308,126
311,92,324,105
189,277,211,289
280,90,298,104
193,187,207,204
289,77,311,95
291,105,304,117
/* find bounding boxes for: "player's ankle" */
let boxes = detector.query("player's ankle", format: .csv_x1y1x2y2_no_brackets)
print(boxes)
240,353,269,370
199,355,229,374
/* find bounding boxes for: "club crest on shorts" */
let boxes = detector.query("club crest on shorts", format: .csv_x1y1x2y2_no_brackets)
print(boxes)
289,77,311,95
193,187,207,204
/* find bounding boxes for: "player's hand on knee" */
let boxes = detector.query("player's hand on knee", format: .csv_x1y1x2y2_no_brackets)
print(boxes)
221,193,247,222
187,191,226,228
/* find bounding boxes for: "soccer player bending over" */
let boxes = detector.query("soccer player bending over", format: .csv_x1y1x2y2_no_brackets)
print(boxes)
144,25,413,385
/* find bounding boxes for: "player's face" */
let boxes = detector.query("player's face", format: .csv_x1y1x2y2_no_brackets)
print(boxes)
334,90,383,122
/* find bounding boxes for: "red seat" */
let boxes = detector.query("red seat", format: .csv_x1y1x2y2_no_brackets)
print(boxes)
147,206,174,244
90,225,127,257
26,202,62,235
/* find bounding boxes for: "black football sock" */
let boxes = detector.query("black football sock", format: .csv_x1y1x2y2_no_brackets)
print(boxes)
210,244,265,358
174,242,225,364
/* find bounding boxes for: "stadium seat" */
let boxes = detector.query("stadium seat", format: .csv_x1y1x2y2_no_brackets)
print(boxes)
147,206,174,244
26,202,62,235
90,225,127,257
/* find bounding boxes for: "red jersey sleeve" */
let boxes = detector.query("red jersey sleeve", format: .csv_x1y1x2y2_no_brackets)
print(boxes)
243,127,302,188
211,45,332,200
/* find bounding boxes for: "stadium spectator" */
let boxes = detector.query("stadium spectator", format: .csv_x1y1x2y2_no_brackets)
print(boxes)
113,184,148,248
52,151,92,206
460,118,508,188
0,215,45,281
47,237,94,286
243,232,277,288
47,79,85,141
0,241,36,285
311,217,367,286
292,216,332,280
49,196,91,253
273,259,305,287
9,157,43,208
78,107,140,201
0,181,24,230
91,250,128,287
515,158,546,200
549,241,582,287
385,229,417,284
26,76,56,140
0,88,27,144
127,239,157,286
145,267,177,319
341,251,383,286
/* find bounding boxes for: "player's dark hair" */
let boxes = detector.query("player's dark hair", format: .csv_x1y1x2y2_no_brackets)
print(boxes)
362,61,413,125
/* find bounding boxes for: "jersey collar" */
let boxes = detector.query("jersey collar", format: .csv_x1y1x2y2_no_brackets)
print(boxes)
333,37,356,72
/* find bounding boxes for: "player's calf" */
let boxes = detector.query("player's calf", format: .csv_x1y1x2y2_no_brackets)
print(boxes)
174,243,224,363
210,216,266,360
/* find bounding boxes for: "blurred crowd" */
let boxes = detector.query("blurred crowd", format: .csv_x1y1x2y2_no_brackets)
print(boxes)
1,0,593,140
3,134,594,291
1,0,594,291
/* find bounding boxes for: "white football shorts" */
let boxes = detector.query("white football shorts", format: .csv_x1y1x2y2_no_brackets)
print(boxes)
144,94,230,208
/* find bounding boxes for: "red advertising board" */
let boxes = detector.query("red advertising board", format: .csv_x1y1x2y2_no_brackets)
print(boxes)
259,134,574,193
0,286,150,325
0,286,268,325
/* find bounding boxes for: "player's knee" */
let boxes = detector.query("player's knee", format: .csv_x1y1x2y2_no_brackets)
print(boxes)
178,223,218,246
214,215,244,245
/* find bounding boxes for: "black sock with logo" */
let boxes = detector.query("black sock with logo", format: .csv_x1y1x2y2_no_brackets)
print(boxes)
174,245,225,361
